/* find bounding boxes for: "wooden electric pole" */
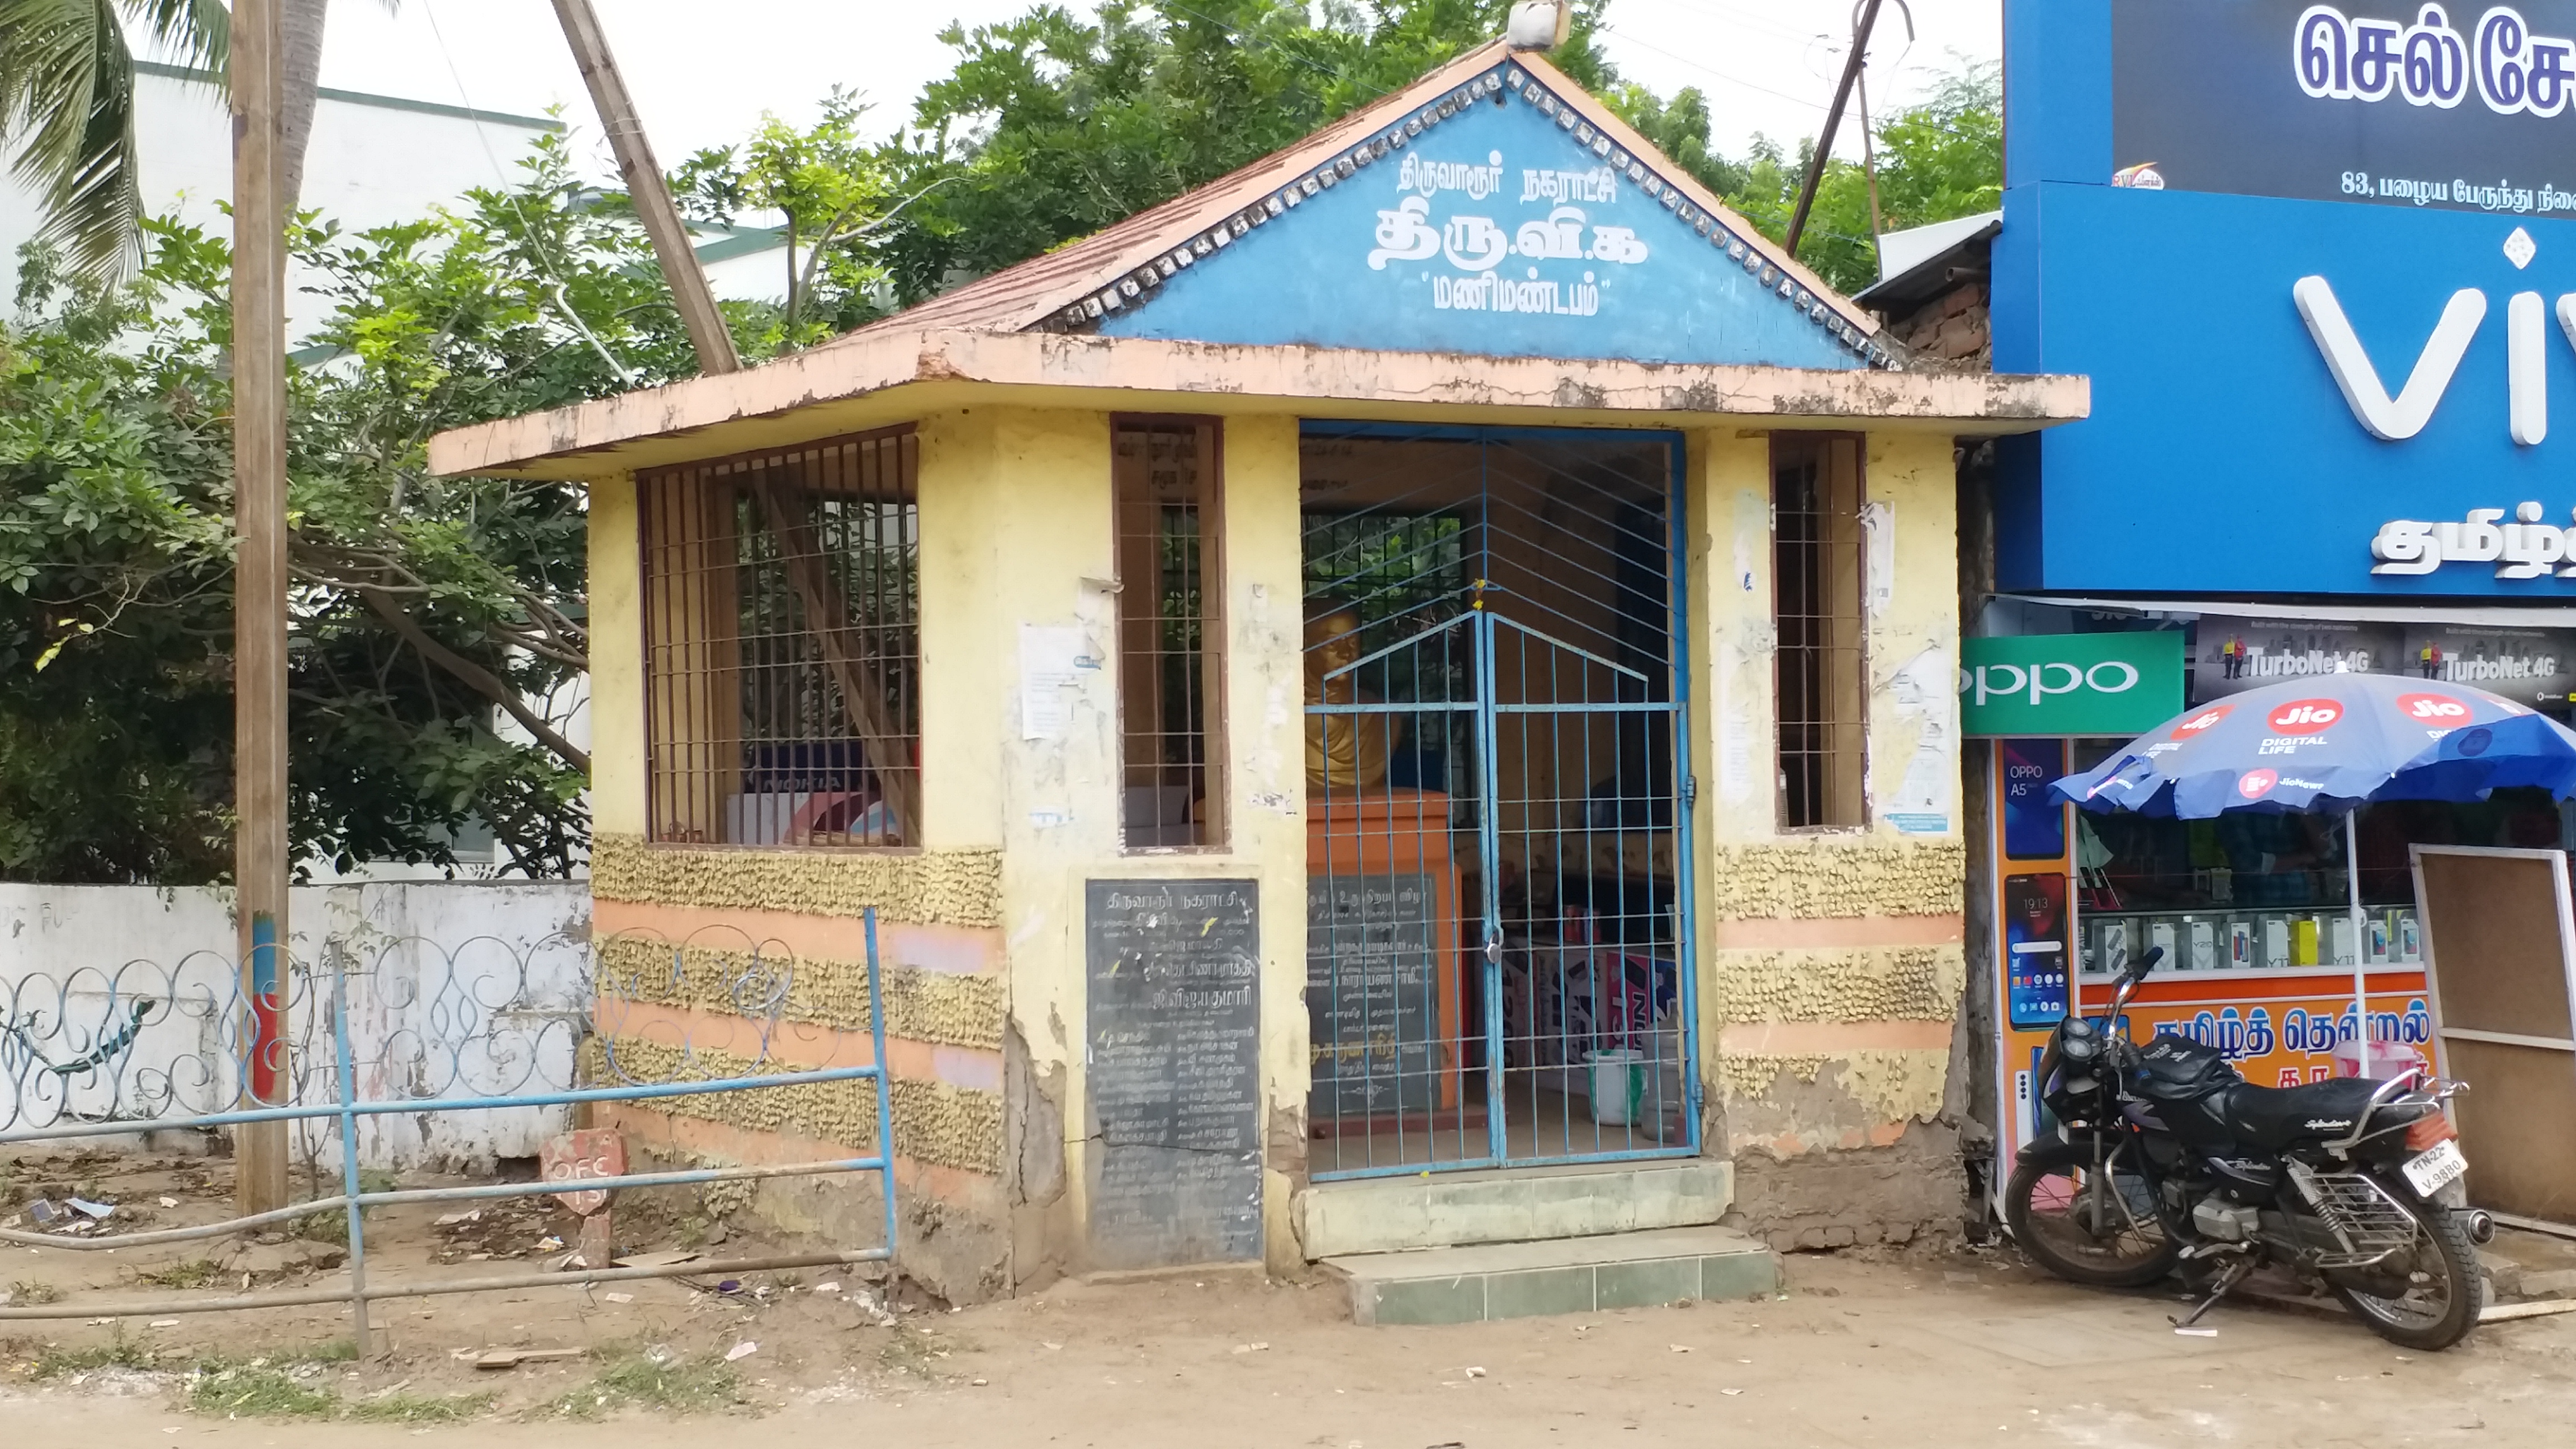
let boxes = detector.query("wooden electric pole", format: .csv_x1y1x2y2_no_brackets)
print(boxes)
1786,0,1887,260
550,0,741,376
231,0,292,1215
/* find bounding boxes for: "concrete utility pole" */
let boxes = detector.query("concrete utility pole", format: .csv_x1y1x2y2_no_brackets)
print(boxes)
231,0,292,1216
550,0,741,376
1786,0,1887,260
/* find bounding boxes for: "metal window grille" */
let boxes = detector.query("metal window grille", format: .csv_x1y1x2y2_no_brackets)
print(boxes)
639,428,920,848
1114,420,1227,849
1772,434,1867,828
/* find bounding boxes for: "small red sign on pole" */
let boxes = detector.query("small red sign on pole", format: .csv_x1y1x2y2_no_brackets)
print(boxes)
540,1129,624,1216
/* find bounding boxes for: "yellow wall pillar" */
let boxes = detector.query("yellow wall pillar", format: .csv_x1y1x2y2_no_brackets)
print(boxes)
1221,415,1315,1278
1687,424,1968,1236
588,473,646,839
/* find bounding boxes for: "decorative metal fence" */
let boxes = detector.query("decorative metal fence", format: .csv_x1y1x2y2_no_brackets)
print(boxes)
0,910,896,1340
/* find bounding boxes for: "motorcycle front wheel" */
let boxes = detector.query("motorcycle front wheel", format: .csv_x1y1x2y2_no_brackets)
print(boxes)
2005,1135,2180,1289
2319,1178,2481,1351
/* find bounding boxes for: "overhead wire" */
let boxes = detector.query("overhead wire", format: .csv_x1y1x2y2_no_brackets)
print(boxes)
413,0,645,383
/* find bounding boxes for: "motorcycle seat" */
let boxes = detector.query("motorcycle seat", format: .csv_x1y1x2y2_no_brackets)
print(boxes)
2217,1077,2391,1150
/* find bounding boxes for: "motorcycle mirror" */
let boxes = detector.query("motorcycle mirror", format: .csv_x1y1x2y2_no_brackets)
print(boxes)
2123,944,2166,984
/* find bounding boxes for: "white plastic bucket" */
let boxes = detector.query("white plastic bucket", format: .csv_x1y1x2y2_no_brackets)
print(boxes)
1586,1048,1645,1125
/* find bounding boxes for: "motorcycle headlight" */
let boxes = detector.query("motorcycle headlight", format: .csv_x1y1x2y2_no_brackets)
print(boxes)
2059,1020,2099,1065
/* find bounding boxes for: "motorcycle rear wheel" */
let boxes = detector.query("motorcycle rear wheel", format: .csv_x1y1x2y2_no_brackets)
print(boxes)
2006,1135,2180,1289
2321,1180,2480,1352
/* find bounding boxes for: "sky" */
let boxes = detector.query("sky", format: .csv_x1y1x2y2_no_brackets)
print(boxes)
265,0,2000,192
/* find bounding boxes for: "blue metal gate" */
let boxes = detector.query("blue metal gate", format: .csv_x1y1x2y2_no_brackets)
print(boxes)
1301,423,1696,1178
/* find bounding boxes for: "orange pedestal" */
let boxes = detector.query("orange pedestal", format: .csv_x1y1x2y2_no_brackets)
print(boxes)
1305,788,1467,1123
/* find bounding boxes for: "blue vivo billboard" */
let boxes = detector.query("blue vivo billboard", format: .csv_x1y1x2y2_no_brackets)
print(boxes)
1997,0,2576,596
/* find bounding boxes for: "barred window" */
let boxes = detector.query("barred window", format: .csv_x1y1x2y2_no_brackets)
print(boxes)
1114,420,1227,849
640,428,920,848
1772,433,1867,830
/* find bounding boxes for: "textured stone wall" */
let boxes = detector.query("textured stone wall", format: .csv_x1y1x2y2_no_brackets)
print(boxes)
1716,1048,1954,1129
1704,839,1966,920
585,835,1012,1292
591,834,1004,927
582,1037,1005,1174
1713,945,1965,1025
594,935,1006,1050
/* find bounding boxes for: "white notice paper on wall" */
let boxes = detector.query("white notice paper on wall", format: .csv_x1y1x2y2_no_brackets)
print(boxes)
1020,624,1087,741
1861,501,1895,618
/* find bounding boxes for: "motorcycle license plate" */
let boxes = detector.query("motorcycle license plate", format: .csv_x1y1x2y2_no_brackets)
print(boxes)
2402,1139,2469,1196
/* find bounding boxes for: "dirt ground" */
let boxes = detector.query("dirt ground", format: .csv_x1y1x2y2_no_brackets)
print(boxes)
7,1149,2576,1447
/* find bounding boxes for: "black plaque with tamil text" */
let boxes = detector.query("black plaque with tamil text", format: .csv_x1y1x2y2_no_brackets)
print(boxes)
1306,872,1439,1118
1084,878,1262,1270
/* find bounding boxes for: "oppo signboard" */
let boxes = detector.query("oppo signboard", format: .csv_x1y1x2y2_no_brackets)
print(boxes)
1959,633,2186,736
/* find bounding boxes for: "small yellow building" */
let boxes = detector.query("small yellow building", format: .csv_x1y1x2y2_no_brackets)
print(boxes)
432,40,2083,1311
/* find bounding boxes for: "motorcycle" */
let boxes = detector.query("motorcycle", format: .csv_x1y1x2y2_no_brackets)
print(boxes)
2004,946,2492,1349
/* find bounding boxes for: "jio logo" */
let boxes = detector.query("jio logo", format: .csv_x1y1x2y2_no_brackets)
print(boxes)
2172,704,2233,739
2266,699,2342,735
2238,769,2280,799
2397,692,2473,724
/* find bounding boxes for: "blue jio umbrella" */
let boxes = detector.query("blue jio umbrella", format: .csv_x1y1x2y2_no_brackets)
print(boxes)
2053,671,2576,1060
2054,672,2576,818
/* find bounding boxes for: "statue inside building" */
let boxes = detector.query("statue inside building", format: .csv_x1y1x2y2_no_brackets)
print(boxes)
1304,604,1392,792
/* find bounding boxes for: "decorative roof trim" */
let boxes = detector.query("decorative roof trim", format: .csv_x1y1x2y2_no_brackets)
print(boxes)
1039,62,1903,371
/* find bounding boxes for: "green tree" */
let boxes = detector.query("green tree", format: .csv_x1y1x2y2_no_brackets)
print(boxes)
867,3,1994,305
0,132,702,881
1725,58,2004,296
872,1,1622,304
673,88,915,353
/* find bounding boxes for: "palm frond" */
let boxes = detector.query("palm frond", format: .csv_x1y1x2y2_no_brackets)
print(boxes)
131,0,229,71
0,0,230,280
0,0,140,280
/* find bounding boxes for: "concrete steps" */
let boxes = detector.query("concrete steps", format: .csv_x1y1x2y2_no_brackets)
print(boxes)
1294,1159,1734,1259
1322,1224,1779,1325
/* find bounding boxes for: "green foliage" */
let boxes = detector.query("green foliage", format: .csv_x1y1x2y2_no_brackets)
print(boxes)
346,1389,496,1423
859,3,1999,302
1724,58,2005,296
545,1348,741,1419
0,0,229,278
27,1324,154,1376
131,1258,225,1290
0,132,696,882
1598,82,1747,200
189,1365,340,1418
872,1,1620,305
675,89,908,351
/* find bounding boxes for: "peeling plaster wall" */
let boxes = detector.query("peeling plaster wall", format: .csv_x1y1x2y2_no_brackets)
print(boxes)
589,409,1977,1284
915,407,1312,1284
1687,427,1971,1249
585,405,1312,1301
580,436,1026,1303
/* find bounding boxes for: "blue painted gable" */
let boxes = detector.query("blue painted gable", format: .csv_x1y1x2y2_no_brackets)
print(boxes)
1085,65,1884,370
